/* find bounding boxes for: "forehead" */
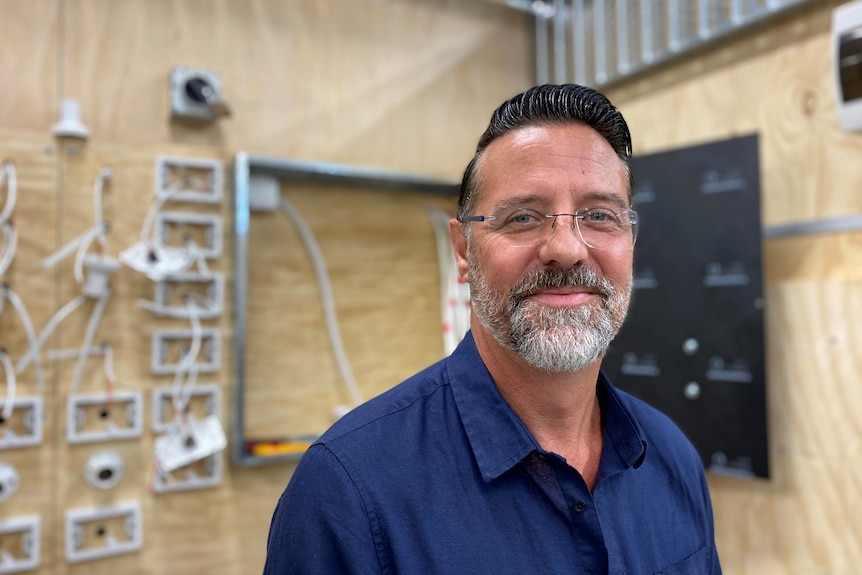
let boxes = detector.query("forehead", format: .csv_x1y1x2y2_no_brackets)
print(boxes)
475,124,628,209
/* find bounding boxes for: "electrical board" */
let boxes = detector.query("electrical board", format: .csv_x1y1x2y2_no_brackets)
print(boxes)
602,133,769,479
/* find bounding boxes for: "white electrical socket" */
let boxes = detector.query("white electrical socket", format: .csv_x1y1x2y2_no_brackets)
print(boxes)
151,272,223,319
151,328,220,375
154,212,222,260
155,155,223,204
66,392,143,444
65,501,142,563
0,397,43,450
0,515,40,573
151,383,220,434
154,414,226,473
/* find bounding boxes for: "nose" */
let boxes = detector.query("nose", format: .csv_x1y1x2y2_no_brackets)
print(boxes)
537,214,590,267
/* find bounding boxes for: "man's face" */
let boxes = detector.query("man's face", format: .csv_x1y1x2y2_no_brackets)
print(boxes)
451,123,634,372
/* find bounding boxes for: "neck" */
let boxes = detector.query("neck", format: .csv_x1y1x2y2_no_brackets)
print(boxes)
471,324,605,488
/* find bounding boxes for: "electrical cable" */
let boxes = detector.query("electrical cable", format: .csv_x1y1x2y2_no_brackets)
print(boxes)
16,294,87,373
174,296,202,374
0,222,16,277
71,290,111,392
427,206,470,355
0,349,15,422
92,168,112,252
3,286,45,395
102,343,117,405
0,160,16,225
278,196,363,408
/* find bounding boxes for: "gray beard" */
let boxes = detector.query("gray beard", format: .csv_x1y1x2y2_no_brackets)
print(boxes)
468,256,631,372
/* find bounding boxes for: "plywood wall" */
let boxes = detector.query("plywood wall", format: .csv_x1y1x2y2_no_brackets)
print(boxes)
605,1,862,573
0,1,532,573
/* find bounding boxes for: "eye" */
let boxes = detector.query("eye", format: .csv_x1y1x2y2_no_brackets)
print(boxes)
502,208,544,227
583,208,617,223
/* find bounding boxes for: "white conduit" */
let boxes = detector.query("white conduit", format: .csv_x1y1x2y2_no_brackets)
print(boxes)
4,287,45,394
278,196,363,408
426,207,470,356
0,350,16,422
71,291,112,392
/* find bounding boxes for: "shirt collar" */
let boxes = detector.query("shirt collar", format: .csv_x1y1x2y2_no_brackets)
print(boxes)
447,332,647,482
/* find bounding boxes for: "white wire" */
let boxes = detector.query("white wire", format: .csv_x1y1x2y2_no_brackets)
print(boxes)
73,224,106,285
278,196,363,407
0,222,17,276
71,291,111,392
184,237,209,275
0,349,15,422
16,294,87,372
0,160,17,224
42,225,99,270
171,363,199,420
3,286,45,395
171,296,202,375
139,183,178,244
427,206,470,355
93,167,112,251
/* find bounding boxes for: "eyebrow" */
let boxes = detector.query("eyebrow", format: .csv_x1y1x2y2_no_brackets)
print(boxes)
491,191,630,212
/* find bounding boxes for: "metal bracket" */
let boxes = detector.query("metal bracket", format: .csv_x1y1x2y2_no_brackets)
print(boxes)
151,328,220,375
152,453,222,493
151,383,221,434
155,155,223,204
155,212,222,260
66,392,143,444
0,397,43,450
0,515,40,573
151,272,224,319
65,501,142,563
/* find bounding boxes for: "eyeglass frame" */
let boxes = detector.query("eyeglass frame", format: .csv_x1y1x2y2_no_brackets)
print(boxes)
459,206,639,250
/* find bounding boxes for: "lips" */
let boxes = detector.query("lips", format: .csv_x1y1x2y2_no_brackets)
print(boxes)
511,266,612,304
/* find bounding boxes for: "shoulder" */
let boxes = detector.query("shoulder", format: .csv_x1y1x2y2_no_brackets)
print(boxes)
316,355,451,448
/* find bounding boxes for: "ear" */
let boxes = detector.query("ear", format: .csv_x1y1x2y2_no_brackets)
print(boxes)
449,217,470,283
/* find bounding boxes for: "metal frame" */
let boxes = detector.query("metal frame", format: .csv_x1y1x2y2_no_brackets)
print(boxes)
529,0,817,88
232,152,458,466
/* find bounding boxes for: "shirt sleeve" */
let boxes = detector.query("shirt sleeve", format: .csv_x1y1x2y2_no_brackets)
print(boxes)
262,444,380,575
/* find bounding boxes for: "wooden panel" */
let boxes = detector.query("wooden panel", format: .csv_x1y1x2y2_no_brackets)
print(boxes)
61,0,532,175
0,4,58,131
0,131,59,571
0,0,533,573
244,183,457,439
605,1,862,573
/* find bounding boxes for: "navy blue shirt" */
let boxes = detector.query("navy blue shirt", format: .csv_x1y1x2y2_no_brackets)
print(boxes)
264,332,720,574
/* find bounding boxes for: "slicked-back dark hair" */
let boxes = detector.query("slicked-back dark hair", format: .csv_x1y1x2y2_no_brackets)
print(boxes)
457,84,633,222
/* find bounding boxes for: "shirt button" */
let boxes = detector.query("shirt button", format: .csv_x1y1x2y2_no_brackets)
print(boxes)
573,500,587,513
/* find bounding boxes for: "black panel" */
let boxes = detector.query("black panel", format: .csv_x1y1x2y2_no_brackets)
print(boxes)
603,134,769,479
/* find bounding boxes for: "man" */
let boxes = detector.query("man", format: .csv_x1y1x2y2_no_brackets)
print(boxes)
263,84,721,574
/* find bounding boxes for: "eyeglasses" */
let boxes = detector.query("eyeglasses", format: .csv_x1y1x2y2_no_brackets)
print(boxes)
461,206,638,250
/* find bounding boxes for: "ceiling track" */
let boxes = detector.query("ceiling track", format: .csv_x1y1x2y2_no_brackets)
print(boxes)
524,0,817,88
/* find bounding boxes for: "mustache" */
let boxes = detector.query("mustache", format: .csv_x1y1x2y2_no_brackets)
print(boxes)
510,265,614,303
